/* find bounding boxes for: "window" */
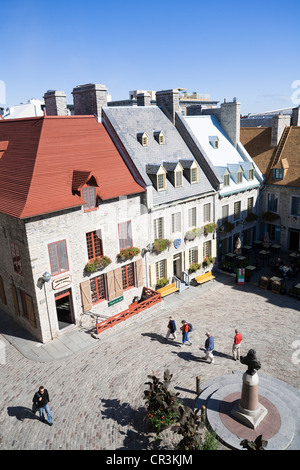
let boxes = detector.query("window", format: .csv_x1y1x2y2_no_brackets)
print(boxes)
175,170,183,187
118,221,133,250
203,203,211,223
122,263,135,290
155,259,166,280
48,240,69,276
273,168,284,180
236,169,243,184
90,274,106,304
190,167,198,184
223,173,230,187
267,193,278,212
189,247,198,265
247,197,254,214
154,217,164,239
82,186,97,211
222,205,229,223
86,230,103,259
154,130,165,145
172,212,181,233
157,173,166,191
291,197,300,216
10,242,23,275
188,207,197,228
249,168,254,180
234,201,241,220
203,240,211,258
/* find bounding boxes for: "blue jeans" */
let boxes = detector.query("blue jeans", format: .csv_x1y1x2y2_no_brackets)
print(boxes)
38,403,53,424
182,332,190,345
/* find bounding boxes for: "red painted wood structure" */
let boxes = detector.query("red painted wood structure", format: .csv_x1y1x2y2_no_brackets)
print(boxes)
96,287,161,334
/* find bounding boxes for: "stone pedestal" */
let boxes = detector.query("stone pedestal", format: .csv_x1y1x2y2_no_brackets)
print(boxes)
231,371,268,429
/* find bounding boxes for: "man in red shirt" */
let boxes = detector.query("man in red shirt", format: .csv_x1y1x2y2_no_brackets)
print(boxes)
232,329,242,361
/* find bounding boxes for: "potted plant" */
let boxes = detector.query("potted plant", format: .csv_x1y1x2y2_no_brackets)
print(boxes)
156,277,169,289
189,262,201,273
153,239,171,254
84,255,112,273
117,247,140,260
202,255,214,267
220,221,235,233
245,212,258,223
204,223,217,236
261,211,280,222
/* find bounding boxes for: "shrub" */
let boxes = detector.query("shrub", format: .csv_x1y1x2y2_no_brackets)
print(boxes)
204,223,217,235
156,277,169,289
84,255,112,273
117,247,140,260
153,239,171,254
189,262,201,273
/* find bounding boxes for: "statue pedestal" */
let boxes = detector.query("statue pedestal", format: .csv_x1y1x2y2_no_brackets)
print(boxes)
231,372,268,429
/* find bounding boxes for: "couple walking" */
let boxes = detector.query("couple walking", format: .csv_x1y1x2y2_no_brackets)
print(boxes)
165,317,192,346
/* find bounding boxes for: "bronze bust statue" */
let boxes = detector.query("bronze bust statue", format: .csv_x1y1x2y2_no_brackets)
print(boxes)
240,349,261,375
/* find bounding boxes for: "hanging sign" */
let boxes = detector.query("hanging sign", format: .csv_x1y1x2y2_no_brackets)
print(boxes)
174,239,181,249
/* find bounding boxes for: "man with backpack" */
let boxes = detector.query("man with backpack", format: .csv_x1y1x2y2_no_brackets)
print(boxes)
180,320,192,347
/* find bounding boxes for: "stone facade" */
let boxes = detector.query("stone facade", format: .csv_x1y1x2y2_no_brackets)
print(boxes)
72,84,108,116
43,90,69,116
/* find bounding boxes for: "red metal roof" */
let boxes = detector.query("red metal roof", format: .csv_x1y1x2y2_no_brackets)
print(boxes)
0,115,145,219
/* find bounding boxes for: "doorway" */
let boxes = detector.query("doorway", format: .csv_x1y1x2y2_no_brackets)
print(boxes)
54,289,75,330
289,230,300,251
173,253,182,280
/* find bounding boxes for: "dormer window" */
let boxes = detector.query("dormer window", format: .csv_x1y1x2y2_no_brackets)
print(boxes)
137,132,148,146
146,163,166,191
175,168,183,187
248,168,254,180
180,159,199,184
190,167,198,184
154,130,165,145
82,186,97,211
223,169,230,187
157,173,166,191
236,168,243,184
273,168,284,180
209,136,219,149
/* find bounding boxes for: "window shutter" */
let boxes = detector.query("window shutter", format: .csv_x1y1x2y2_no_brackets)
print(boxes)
135,258,143,287
114,268,123,298
0,276,7,304
11,285,20,316
80,280,92,312
25,294,36,328
106,270,116,301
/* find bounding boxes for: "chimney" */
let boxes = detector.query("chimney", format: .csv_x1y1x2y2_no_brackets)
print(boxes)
220,99,240,148
137,92,151,107
72,83,108,116
43,90,68,116
186,104,203,116
156,89,180,124
271,114,291,147
291,106,300,126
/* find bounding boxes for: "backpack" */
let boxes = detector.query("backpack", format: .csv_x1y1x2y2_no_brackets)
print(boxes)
188,323,193,332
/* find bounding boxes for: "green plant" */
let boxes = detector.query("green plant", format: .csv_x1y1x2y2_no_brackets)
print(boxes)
117,247,140,260
144,370,180,439
245,212,258,223
221,221,235,233
84,255,112,273
203,255,214,266
261,211,280,222
156,277,169,289
189,262,201,273
174,406,204,450
204,223,217,235
153,238,171,253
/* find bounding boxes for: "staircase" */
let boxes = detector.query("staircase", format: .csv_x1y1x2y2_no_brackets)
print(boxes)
179,271,190,292
269,126,291,175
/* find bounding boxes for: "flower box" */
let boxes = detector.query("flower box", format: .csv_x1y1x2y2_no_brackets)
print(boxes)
153,239,171,254
84,255,112,273
117,247,141,260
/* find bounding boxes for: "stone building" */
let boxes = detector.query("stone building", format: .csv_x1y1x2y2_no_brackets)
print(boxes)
241,107,300,251
0,114,145,342
102,89,220,290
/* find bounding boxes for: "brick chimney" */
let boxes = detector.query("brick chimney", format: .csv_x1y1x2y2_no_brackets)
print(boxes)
43,90,69,116
72,83,108,116
156,89,180,124
220,98,240,148
137,92,151,107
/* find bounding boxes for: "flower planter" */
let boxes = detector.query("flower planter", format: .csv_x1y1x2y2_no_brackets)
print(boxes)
84,255,112,273
153,239,171,254
117,247,140,261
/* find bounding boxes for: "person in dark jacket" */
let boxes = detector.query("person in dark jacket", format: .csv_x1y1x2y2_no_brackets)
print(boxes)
166,316,177,340
32,386,53,425
204,331,214,363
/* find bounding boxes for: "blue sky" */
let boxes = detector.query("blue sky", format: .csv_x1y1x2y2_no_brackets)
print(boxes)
1,0,300,114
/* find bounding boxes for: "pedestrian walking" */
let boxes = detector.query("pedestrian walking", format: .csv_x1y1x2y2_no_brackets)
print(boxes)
32,386,53,426
166,316,177,340
232,329,242,361
204,331,214,363
180,320,192,347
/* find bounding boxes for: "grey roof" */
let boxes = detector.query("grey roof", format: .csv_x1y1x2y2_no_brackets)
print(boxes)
103,106,215,206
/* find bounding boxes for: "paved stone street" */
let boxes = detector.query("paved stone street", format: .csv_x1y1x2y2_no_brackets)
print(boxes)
0,274,299,450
